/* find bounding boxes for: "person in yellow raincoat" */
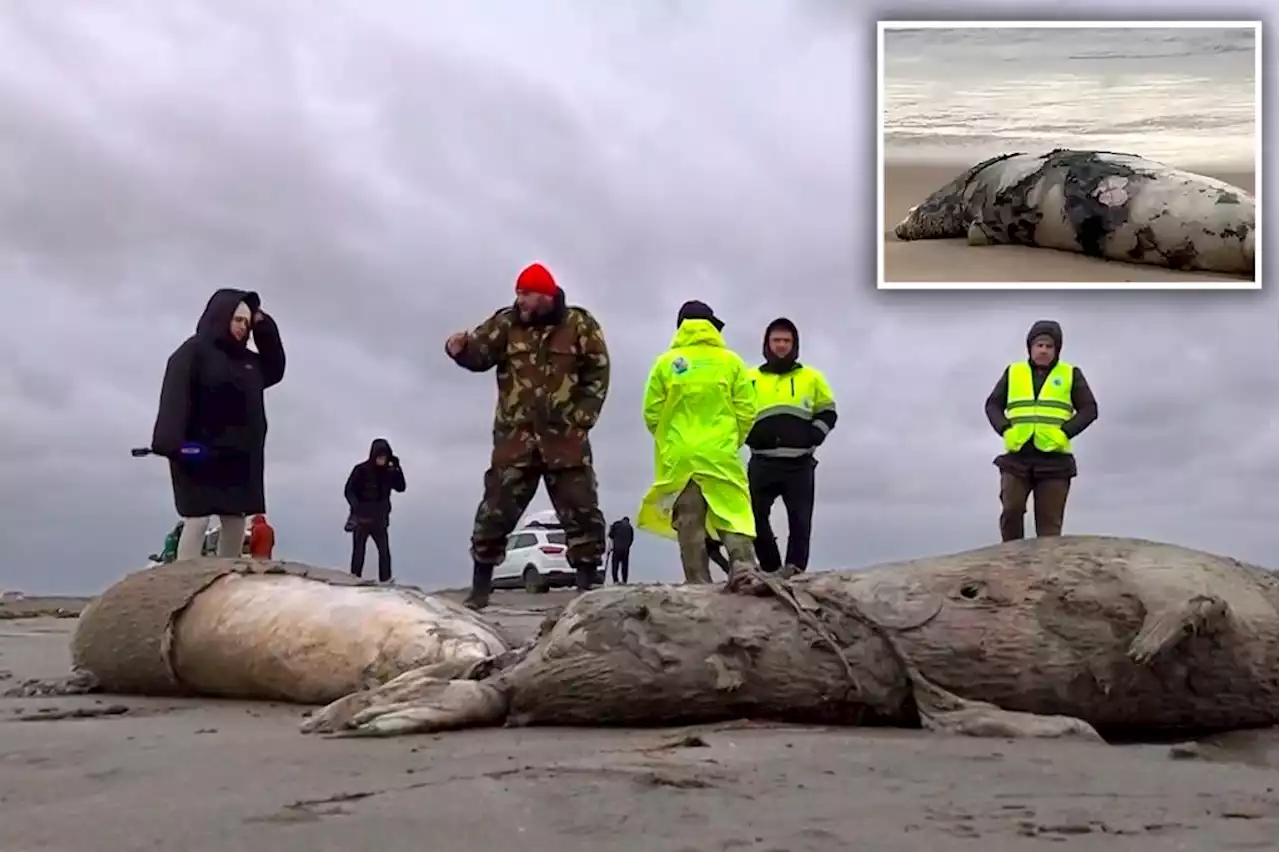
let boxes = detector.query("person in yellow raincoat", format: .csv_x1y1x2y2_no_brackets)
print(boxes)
637,300,760,584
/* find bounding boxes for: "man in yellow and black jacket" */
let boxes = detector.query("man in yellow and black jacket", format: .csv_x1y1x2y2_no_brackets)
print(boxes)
983,319,1098,542
744,317,837,578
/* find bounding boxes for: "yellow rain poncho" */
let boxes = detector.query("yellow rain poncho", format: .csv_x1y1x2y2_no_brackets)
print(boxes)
636,319,756,540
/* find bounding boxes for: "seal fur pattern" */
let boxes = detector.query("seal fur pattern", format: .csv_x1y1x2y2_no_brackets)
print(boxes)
892,149,1255,277
14,558,514,705
304,536,1278,741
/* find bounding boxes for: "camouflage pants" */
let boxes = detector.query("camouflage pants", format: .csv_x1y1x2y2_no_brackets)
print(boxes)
471,464,606,568
671,481,757,585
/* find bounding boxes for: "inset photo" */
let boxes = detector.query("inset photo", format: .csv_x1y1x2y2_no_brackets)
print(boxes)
877,22,1260,289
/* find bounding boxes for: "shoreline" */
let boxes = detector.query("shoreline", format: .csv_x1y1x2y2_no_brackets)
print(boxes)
881,159,1256,285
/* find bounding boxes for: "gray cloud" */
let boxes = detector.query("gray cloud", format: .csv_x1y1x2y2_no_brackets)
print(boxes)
1,0,1275,594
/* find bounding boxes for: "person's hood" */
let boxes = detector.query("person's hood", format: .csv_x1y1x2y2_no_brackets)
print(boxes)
1025,319,1064,367
759,316,801,374
513,287,567,327
669,318,726,350
196,288,260,347
368,437,393,461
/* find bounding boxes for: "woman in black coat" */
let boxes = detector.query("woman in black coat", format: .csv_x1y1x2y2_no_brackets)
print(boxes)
151,289,286,560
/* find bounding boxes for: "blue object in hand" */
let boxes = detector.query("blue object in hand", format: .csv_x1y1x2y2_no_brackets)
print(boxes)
178,442,209,460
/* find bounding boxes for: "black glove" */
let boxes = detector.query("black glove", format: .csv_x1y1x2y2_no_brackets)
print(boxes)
810,424,827,447
387,455,400,467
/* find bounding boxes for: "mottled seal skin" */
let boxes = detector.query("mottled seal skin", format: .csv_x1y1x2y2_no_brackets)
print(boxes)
892,149,1255,277
305,536,1278,742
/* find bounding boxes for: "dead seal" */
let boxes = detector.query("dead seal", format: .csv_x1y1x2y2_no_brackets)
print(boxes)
9,559,513,704
892,149,1255,278
304,536,1277,741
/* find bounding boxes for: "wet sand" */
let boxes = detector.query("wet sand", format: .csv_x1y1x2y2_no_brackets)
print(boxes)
881,162,1257,286
2,593,1276,851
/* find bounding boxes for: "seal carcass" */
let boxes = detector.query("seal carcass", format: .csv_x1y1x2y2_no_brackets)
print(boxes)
892,150,1255,277
27,559,513,705
304,536,1278,741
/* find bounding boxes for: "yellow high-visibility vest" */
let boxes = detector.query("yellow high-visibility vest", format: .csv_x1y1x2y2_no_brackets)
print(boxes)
1003,360,1075,454
746,365,837,458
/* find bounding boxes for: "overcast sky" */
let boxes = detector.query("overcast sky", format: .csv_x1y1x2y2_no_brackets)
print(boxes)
1,0,1276,594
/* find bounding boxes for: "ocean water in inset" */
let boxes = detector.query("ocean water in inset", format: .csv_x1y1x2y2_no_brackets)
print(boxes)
882,27,1256,167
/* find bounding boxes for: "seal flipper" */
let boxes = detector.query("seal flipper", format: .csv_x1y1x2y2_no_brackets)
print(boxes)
967,221,997,246
1127,594,1230,665
302,657,506,735
908,667,1103,742
333,678,510,738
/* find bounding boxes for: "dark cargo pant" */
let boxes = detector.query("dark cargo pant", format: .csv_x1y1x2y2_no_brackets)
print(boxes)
999,472,1071,542
609,549,630,584
350,522,392,583
471,463,607,571
748,456,816,573
671,481,758,584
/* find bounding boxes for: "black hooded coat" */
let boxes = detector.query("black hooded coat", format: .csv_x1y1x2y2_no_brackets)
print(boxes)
344,438,406,527
983,319,1098,478
151,289,287,517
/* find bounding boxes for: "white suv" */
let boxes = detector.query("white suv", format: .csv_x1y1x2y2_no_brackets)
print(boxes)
492,521,606,593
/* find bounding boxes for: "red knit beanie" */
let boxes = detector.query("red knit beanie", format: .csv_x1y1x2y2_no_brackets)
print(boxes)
515,262,558,296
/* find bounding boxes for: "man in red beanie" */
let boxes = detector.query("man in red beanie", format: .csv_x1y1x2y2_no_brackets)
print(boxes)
445,262,611,610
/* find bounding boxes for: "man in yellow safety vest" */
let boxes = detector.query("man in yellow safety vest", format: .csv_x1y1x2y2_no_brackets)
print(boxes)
744,317,838,578
983,320,1098,541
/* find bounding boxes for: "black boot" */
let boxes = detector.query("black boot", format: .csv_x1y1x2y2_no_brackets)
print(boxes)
463,562,494,610
574,564,596,592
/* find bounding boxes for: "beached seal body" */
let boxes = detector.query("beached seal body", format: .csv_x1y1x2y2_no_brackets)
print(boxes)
892,150,1256,277
68,559,513,704
308,536,1278,740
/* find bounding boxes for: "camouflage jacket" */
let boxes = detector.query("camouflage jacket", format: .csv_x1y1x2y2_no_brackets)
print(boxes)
451,298,610,470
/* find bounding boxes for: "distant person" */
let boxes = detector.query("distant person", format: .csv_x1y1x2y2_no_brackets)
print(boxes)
150,289,286,561
984,320,1098,542
745,317,838,579
607,516,635,584
445,262,611,610
248,514,276,559
344,438,406,583
637,300,759,584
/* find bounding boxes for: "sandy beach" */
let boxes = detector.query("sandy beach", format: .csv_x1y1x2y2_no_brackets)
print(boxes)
879,26,1257,287
881,163,1256,285
1,591,1276,852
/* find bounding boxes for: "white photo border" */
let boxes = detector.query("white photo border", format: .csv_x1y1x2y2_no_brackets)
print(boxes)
874,20,1264,292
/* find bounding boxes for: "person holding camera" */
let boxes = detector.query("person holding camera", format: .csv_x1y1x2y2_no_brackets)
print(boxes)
344,438,406,583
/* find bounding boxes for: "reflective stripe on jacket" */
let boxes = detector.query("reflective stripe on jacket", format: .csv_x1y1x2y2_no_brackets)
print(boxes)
745,365,837,458
1004,360,1075,454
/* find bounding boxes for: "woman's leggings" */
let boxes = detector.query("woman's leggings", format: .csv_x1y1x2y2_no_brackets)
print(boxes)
176,515,247,560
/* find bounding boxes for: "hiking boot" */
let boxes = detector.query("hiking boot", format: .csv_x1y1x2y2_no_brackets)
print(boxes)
463,562,494,611
573,564,596,592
